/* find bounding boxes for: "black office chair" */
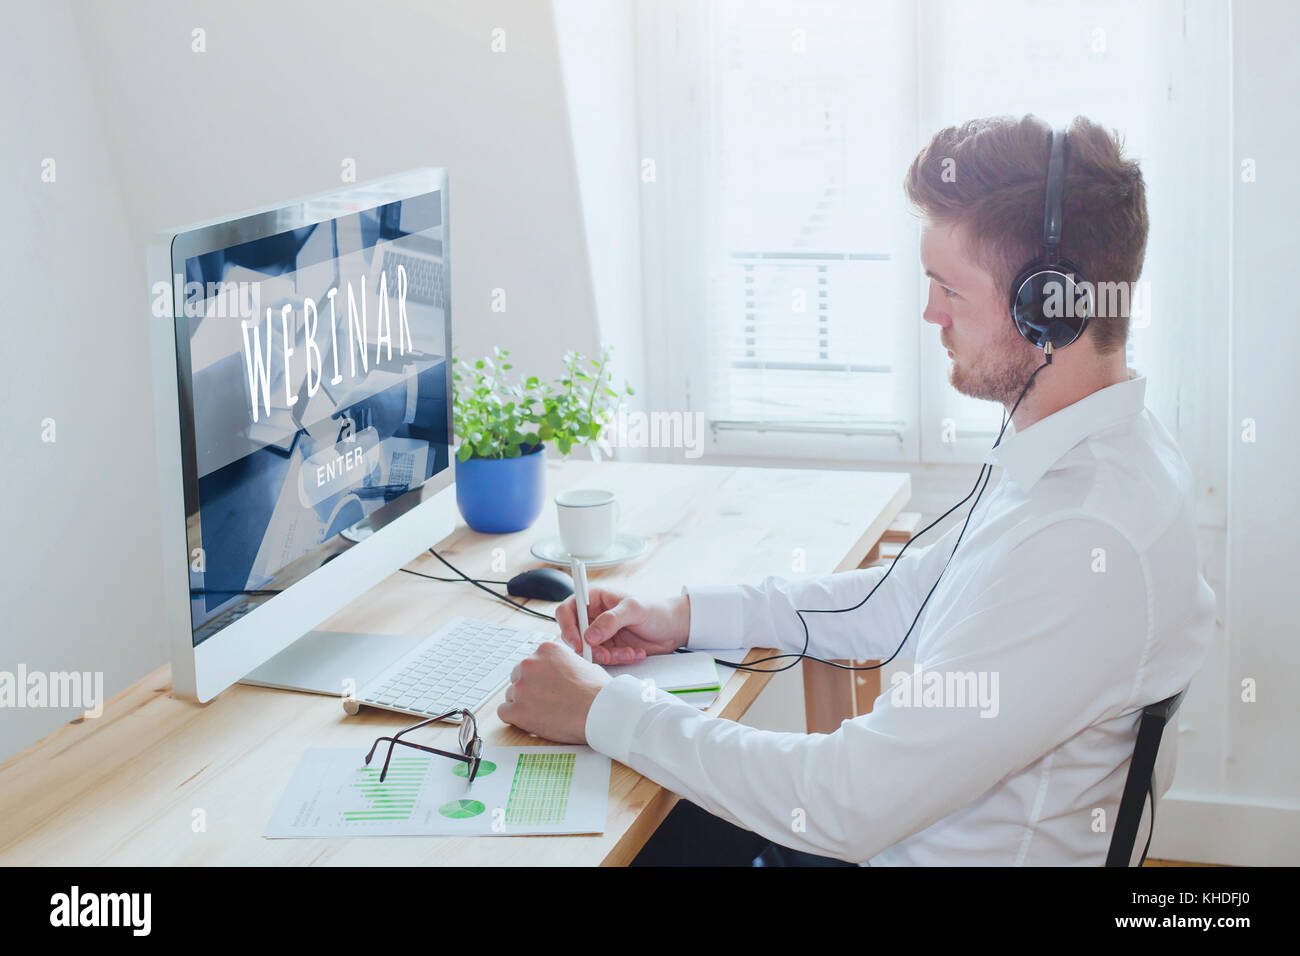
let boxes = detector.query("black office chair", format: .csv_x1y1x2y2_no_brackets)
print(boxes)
1105,688,1188,867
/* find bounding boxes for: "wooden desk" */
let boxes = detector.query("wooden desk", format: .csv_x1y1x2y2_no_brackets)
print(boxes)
0,461,909,866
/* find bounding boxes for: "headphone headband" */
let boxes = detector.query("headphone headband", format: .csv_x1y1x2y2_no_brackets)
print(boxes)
1043,129,1067,261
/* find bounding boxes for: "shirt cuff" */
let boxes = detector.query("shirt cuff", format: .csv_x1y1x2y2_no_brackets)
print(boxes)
585,674,655,765
682,584,745,650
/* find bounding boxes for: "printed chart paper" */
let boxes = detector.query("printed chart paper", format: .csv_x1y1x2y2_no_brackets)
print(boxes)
265,745,610,838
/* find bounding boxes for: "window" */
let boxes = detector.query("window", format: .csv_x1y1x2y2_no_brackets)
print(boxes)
636,0,1227,489
707,0,916,446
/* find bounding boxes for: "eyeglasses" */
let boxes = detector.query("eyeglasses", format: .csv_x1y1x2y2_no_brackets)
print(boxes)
364,709,483,783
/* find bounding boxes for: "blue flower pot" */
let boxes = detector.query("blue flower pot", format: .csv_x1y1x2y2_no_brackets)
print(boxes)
454,444,547,534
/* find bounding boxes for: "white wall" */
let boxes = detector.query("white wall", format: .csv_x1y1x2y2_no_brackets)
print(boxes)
552,0,648,447
1160,0,1300,863
0,1,164,759
1224,0,1300,812
74,0,601,377
0,0,609,759
1127,0,1300,866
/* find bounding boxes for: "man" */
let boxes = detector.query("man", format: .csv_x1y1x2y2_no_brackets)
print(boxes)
498,115,1215,866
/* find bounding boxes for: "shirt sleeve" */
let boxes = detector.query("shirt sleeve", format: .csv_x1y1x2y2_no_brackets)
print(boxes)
587,517,1149,863
683,524,955,661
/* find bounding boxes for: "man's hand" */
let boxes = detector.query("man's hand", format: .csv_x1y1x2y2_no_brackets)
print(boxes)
556,587,691,664
497,641,612,744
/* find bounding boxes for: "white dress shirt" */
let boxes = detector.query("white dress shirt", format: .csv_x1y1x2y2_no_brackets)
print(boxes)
585,368,1216,865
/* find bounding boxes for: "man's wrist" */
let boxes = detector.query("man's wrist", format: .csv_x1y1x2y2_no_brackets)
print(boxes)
674,593,691,650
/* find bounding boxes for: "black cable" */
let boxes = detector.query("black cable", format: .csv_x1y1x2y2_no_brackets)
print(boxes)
714,357,1052,675
399,567,510,586
421,548,557,622
720,460,994,674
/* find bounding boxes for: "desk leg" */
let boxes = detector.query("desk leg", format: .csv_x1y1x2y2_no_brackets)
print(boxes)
853,664,881,717
801,658,882,733
802,658,856,734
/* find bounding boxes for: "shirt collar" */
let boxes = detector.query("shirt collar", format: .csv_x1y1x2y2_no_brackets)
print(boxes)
983,368,1147,489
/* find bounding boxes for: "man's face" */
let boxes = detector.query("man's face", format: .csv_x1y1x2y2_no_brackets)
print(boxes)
920,221,1039,407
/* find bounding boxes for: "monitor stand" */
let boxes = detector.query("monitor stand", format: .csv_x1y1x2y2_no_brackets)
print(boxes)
239,629,426,698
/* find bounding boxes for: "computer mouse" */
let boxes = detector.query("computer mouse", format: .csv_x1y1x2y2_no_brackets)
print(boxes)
507,567,575,602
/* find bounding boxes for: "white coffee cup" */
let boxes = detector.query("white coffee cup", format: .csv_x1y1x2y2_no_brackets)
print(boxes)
555,489,620,558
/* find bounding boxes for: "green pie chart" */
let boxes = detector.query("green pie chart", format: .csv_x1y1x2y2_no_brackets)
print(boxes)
438,798,485,820
452,759,496,778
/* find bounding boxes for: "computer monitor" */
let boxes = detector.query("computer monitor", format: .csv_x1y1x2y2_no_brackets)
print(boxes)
149,169,457,702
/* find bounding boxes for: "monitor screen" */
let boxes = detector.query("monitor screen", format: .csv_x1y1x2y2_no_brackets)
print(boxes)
169,182,451,647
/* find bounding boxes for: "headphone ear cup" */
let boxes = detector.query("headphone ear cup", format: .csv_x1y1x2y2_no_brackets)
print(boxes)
1010,267,1090,350
1010,267,1052,348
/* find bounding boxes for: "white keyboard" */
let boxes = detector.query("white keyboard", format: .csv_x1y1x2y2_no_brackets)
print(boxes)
344,616,556,720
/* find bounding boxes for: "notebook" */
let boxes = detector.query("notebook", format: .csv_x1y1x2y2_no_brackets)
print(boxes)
605,651,723,708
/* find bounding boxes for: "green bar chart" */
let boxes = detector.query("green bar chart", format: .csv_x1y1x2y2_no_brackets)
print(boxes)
505,753,575,826
345,756,430,822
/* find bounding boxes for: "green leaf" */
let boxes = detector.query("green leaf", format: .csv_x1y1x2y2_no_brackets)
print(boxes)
457,443,473,462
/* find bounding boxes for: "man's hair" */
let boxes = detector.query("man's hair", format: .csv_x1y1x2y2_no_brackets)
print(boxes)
903,115,1148,356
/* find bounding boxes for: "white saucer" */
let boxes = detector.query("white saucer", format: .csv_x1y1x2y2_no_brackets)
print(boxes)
530,532,649,569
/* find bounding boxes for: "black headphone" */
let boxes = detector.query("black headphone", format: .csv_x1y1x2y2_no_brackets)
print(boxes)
1008,128,1093,361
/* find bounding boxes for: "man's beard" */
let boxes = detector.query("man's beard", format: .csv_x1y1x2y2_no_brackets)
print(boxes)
948,334,1042,408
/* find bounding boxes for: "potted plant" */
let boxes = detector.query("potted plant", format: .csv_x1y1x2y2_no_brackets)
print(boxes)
452,345,634,534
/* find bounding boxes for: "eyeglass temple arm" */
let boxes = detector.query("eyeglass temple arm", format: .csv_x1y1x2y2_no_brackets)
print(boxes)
390,713,453,743
377,738,472,764
369,736,474,781
366,710,478,780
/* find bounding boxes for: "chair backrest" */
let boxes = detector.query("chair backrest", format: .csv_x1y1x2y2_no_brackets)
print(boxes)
1105,688,1188,867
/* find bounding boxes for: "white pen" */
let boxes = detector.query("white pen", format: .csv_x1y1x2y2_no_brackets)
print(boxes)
570,556,593,662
